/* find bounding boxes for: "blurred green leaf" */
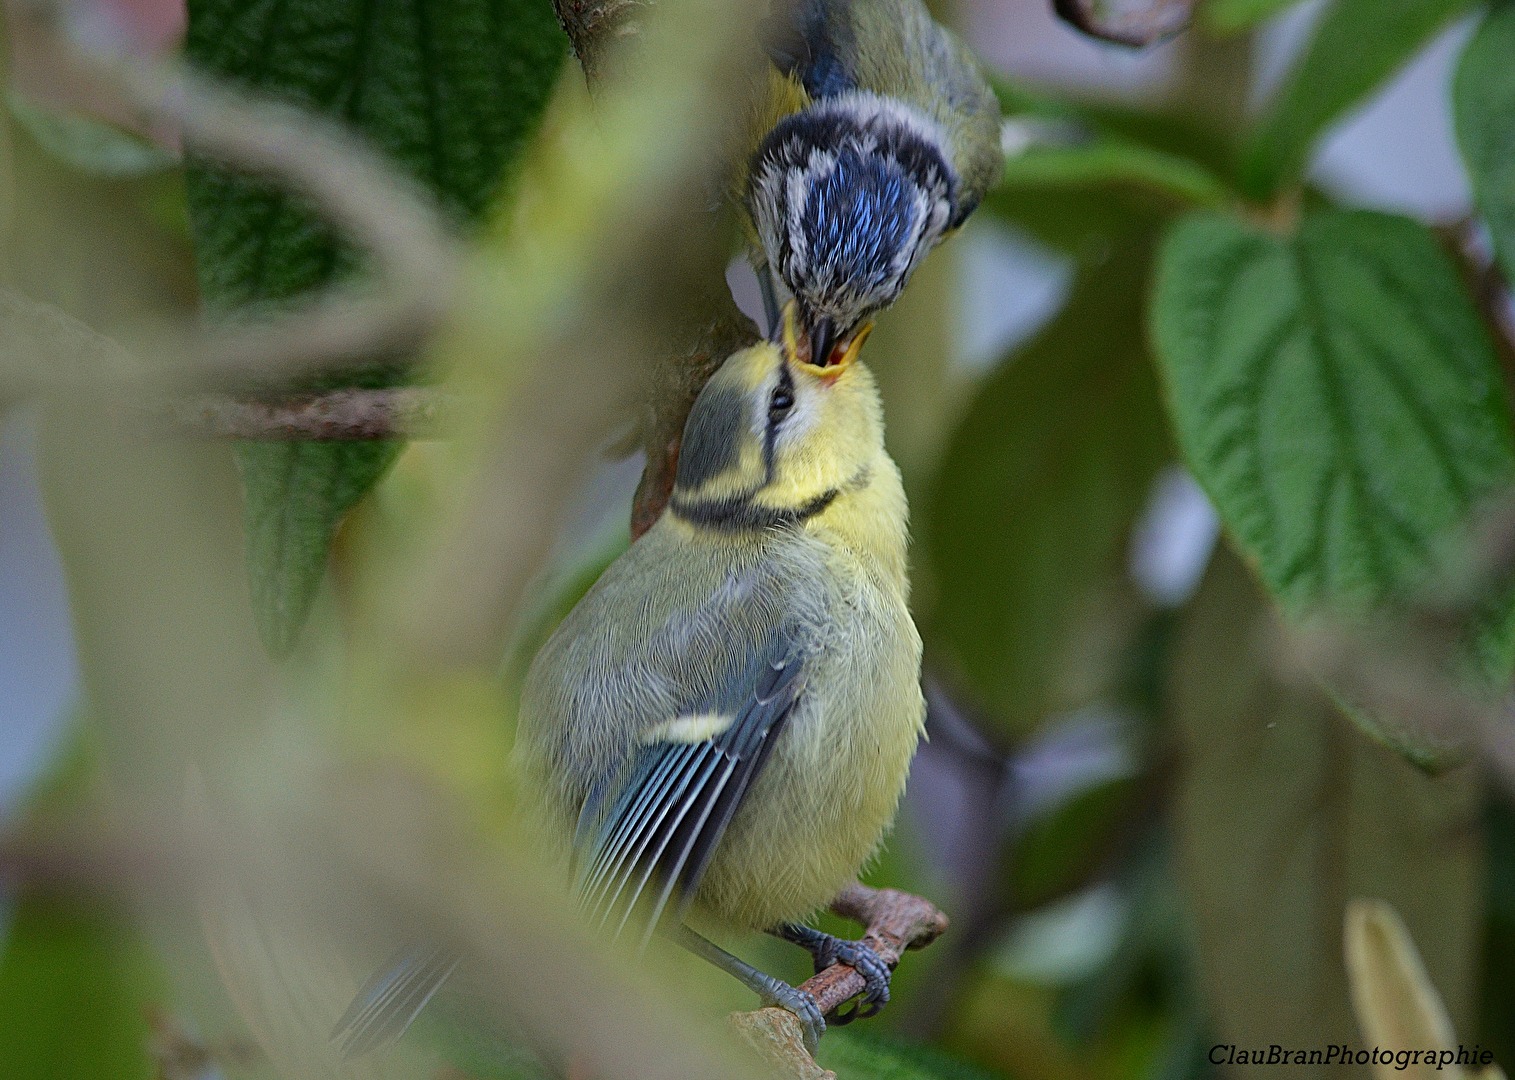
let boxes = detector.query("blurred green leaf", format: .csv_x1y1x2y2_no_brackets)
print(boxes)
1455,1,1515,287
1241,0,1477,197
1200,0,1308,35
819,1029,1011,1080
184,0,566,654
1000,141,1234,209
1151,209,1515,761
1169,548,1484,1058
926,244,1170,742
5,93,175,178
0,895,161,1080
1479,795,1515,1065
0,727,162,1080
1012,779,1136,911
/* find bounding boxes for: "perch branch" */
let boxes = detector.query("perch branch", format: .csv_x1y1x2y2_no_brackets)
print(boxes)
728,884,949,1080
1051,0,1192,46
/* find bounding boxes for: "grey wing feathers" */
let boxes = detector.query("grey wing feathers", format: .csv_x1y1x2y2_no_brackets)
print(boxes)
574,641,806,948
331,943,459,1058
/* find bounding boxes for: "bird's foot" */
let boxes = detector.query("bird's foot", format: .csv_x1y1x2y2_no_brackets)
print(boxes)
757,977,826,1054
776,924,892,1024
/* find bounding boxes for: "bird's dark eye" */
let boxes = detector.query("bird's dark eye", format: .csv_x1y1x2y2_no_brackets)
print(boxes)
769,384,795,421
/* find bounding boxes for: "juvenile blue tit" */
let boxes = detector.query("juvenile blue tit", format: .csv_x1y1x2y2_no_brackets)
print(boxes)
742,0,1002,366
334,322,924,1057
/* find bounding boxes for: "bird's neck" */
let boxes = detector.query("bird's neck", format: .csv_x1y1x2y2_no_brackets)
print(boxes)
807,448,911,591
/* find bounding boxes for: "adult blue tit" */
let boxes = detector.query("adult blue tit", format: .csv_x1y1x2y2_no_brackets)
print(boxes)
333,328,924,1057
742,0,1002,366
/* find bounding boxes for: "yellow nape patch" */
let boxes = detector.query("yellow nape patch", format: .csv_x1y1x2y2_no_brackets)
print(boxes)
642,713,733,745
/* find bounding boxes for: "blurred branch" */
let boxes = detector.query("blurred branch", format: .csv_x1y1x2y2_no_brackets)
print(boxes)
1,288,448,438
169,388,450,440
549,0,757,541
1052,0,1192,46
12,0,460,385
728,884,948,1080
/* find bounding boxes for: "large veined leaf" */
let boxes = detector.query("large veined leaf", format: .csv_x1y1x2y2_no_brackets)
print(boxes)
1242,0,1477,197
1455,1,1515,287
927,245,1170,741
184,0,566,654
1151,209,1515,762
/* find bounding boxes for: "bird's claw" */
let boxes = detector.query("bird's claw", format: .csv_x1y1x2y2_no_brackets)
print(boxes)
813,938,891,1024
761,981,826,1054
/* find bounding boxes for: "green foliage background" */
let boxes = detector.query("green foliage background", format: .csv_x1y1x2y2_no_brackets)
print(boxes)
3,0,1515,1078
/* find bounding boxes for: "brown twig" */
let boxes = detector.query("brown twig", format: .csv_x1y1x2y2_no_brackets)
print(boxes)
728,884,949,1079
1052,0,1192,46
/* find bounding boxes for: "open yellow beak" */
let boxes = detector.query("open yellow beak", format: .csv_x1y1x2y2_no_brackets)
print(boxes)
780,300,873,374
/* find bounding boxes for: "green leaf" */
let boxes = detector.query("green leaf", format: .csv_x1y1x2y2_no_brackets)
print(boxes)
1153,209,1515,602
1479,795,1515,1064
1455,1,1515,287
1153,210,1515,761
5,93,175,178
1242,0,1477,197
1200,0,1309,35
0,895,161,1080
1000,140,1234,209
1011,778,1137,910
1169,549,1484,1056
184,0,566,654
926,243,1171,741
237,439,402,654
0,728,162,1080
818,1030,1009,1080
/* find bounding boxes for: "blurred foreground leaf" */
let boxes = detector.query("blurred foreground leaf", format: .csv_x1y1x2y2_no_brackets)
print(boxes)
1344,900,1468,1080
1151,209,1515,763
0,895,160,1080
1241,0,1477,196
927,244,1169,742
184,0,566,655
1170,549,1483,1062
1455,1,1515,287
0,730,162,1080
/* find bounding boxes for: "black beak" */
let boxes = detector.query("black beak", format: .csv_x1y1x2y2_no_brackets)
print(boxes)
809,316,837,367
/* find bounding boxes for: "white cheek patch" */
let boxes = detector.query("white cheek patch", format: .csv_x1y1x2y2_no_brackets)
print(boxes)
775,387,820,452
641,712,734,746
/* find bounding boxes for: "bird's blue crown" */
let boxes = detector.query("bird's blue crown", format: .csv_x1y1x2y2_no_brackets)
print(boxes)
748,96,957,335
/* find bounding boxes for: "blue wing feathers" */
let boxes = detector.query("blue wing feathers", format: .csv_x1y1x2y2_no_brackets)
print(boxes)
573,639,806,944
